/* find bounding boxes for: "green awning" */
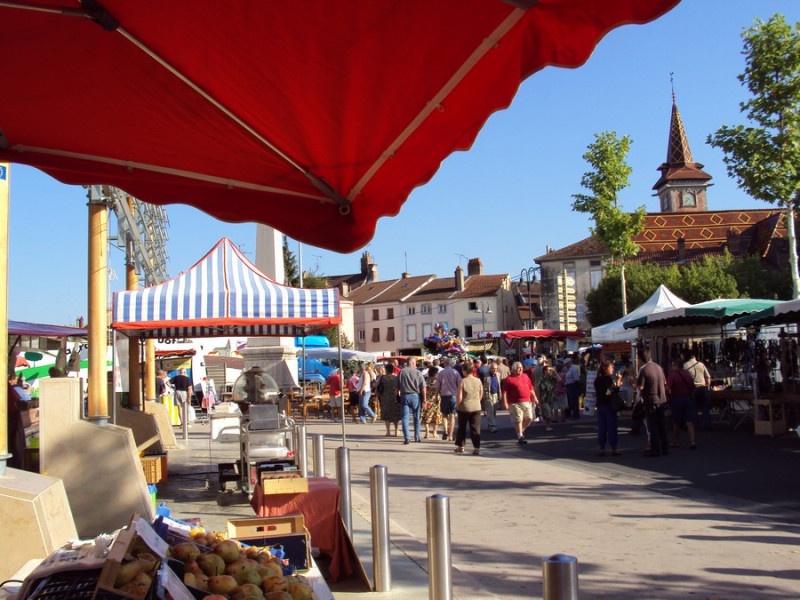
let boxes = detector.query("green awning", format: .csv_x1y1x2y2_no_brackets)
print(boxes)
623,299,782,330
735,299,800,328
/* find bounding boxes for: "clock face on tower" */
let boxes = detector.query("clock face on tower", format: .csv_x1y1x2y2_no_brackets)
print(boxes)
682,191,696,207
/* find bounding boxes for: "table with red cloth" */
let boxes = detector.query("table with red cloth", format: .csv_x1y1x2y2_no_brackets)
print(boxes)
250,476,353,583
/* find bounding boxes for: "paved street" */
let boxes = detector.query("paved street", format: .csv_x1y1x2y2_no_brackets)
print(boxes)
158,411,800,599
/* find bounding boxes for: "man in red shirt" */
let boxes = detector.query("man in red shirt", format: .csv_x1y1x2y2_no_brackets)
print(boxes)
501,361,539,444
326,369,343,421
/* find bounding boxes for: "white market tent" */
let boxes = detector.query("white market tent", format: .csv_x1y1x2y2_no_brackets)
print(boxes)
591,284,689,343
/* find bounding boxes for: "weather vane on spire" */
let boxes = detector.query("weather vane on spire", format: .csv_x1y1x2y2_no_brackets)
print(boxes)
670,71,675,102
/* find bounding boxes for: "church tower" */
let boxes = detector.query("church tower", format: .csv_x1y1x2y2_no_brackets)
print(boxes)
652,93,712,212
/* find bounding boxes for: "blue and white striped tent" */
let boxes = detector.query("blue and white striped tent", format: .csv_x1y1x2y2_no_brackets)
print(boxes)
112,238,340,339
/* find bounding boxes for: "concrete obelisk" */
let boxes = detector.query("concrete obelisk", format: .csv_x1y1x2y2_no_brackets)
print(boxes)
240,225,299,387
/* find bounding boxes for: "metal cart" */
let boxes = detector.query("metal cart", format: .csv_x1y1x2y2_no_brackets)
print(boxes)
235,403,295,497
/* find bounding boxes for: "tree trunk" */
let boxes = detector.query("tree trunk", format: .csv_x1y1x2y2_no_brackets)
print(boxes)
620,260,628,316
787,199,800,299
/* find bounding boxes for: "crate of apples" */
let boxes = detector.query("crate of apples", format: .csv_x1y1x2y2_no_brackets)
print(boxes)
168,526,313,600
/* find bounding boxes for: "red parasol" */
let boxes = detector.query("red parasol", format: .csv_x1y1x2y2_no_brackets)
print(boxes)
0,0,678,252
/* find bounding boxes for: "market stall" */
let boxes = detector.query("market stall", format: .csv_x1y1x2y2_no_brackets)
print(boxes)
623,298,783,431
735,299,800,435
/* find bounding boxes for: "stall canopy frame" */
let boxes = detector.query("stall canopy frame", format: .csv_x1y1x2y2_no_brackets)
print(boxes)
111,238,340,339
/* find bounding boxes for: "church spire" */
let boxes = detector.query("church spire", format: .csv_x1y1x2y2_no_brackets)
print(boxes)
653,83,712,212
666,93,694,165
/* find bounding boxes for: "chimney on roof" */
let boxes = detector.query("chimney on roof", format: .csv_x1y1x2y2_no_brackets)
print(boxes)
455,266,465,292
340,281,350,296
467,258,483,276
401,272,410,279
677,237,686,263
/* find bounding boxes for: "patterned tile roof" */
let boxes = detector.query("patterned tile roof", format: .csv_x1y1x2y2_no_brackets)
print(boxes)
536,208,786,265
634,209,785,252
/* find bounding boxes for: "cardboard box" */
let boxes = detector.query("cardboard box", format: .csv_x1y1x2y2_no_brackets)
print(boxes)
261,472,308,495
227,515,311,570
95,516,168,599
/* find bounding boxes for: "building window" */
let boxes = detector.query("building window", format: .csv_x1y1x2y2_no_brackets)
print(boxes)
438,304,447,314
372,309,379,321
589,260,603,290
406,324,417,342
407,306,416,315
371,328,380,343
358,330,365,342
422,323,432,338
464,324,474,338
387,327,395,342
421,303,431,314
468,301,477,311
387,308,394,319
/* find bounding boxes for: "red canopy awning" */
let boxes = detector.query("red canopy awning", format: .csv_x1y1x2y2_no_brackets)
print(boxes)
479,329,586,340
0,0,679,252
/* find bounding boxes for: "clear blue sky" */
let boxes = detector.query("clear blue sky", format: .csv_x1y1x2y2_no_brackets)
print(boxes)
8,0,800,326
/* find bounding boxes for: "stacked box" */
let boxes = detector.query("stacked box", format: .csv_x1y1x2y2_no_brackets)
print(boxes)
227,515,311,570
261,471,308,495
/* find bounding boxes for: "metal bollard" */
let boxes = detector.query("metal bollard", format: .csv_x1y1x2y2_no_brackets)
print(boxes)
312,433,325,478
370,465,391,592
426,494,452,600
336,446,353,538
295,424,308,478
542,554,579,600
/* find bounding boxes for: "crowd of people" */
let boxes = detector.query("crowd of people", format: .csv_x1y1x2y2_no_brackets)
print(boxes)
321,345,714,461
324,351,603,455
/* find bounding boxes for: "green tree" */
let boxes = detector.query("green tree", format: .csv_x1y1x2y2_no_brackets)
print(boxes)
673,254,739,304
729,254,793,299
708,14,800,298
283,235,300,286
572,131,646,315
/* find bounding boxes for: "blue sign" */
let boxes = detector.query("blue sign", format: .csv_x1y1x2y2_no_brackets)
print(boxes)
0,165,6,181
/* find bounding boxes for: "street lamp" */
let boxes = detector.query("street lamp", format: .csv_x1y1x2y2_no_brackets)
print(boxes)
473,302,493,336
520,267,538,330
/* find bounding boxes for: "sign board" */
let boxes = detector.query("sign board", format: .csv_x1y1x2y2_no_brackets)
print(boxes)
556,275,576,286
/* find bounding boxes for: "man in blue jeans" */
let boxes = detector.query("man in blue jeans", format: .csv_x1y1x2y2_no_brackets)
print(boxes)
398,357,427,444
